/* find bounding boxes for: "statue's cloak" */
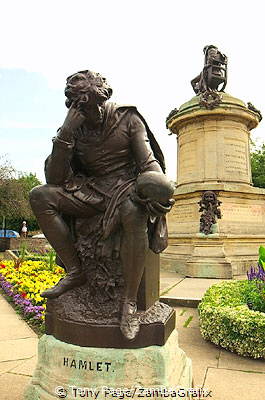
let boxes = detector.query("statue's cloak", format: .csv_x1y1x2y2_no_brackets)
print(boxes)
46,102,168,267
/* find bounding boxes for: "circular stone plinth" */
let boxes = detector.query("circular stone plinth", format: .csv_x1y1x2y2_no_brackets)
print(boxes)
198,280,265,359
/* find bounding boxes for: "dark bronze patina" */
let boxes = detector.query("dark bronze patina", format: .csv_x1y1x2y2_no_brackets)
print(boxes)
30,70,175,346
247,102,263,121
198,191,222,235
191,45,228,109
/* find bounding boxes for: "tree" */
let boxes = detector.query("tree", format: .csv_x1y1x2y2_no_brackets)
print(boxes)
0,154,15,183
250,142,265,188
0,156,41,232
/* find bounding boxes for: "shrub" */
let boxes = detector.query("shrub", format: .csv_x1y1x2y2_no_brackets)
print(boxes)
198,280,265,359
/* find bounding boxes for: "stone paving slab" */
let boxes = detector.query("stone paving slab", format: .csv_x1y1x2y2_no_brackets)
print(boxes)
0,337,38,362
159,272,247,307
163,277,228,300
9,356,37,376
204,367,265,400
175,306,200,329
159,271,184,294
0,373,31,400
0,359,26,375
174,307,219,386
219,348,265,373
0,298,37,340
178,326,220,387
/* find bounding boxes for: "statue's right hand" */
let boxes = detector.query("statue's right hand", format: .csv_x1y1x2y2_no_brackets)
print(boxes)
59,103,86,138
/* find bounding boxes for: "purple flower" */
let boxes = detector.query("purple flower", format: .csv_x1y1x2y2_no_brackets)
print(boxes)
0,273,44,323
247,264,265,281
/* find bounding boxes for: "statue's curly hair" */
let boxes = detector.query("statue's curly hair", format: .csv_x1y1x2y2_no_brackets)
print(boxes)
64,70,113,108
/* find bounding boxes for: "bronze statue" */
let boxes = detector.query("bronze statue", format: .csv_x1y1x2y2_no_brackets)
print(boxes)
30,70,174,342
191,45,228,95
198,191,222,235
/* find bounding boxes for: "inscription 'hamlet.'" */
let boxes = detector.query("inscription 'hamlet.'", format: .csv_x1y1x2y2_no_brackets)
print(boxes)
63,358,113,372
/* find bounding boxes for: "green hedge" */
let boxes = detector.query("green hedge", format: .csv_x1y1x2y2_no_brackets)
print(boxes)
198,281,265,359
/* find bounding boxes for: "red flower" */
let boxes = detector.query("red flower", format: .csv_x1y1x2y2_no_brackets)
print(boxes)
21,292,27,298
0,264,6,269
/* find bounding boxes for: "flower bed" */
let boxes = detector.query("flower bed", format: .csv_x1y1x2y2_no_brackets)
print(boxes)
0,260,65,326
198,280,265,359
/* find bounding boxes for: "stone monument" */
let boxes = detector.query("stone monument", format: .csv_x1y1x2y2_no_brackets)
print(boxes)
163,45,265,278
25,70,192,399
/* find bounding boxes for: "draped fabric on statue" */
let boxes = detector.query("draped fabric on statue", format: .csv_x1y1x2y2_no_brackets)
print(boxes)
47,102,168,274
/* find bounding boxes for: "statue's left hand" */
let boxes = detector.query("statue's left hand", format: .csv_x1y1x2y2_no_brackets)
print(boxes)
59,103,86,139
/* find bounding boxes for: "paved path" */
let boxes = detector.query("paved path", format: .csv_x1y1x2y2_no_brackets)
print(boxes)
0,272,264,399
0,294,38,400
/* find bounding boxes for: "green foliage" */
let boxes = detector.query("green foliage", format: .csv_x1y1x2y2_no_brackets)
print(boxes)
23,249,56,269
17,172,41,193
198,281,265,359
244,280,265,313
0,156,41,232
251,143,265,188
258,245,265,269
47,249,56,270
18,241,29,261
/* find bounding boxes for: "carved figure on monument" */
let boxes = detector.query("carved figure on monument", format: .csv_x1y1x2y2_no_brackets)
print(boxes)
29,70,175,344
191,45,228,109
247,102,263,121
198,191,222,235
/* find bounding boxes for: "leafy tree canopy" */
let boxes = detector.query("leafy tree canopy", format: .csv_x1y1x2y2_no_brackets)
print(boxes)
250,141,265,188
0,155,41,231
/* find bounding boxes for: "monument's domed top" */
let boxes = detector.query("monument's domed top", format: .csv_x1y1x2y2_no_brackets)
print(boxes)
178,93,246,115
166,93,260,134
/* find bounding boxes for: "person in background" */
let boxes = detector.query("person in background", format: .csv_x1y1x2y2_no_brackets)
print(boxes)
21,221,28,238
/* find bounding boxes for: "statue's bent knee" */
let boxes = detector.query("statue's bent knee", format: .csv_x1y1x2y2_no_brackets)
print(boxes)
29,184,54,212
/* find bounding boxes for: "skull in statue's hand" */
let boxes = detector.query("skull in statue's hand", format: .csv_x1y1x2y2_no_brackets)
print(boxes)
135,171,175,217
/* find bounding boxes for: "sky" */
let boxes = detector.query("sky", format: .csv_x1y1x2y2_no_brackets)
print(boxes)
1,0,265,183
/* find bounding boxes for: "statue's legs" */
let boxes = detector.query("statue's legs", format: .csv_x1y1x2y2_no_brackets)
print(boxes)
119,198,149,340
29,184,99,298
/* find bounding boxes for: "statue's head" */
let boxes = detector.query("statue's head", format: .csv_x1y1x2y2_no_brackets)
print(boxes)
202,191,217,204
64,70,113,109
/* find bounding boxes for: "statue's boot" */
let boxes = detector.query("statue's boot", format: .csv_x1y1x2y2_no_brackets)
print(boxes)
40,268,87,299
120,300,140,340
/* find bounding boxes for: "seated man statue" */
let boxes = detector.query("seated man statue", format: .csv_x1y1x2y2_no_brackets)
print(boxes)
30,70,174,340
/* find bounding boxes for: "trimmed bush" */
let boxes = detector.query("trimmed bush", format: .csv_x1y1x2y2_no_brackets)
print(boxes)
198,280,265,359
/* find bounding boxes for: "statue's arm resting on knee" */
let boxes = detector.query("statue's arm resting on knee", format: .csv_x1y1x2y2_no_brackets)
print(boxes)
45,105,85,185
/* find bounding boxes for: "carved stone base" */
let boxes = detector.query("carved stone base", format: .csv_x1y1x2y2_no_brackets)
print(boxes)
24,330,192,400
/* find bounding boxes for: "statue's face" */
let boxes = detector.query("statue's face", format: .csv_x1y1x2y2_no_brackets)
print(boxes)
204,192,215,203
80,102,104,126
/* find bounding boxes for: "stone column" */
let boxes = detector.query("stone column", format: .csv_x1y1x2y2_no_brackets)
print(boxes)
162,93,265,278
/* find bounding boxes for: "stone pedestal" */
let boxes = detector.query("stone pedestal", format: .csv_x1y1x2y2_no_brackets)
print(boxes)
163,94,265,278
24,331,192,400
